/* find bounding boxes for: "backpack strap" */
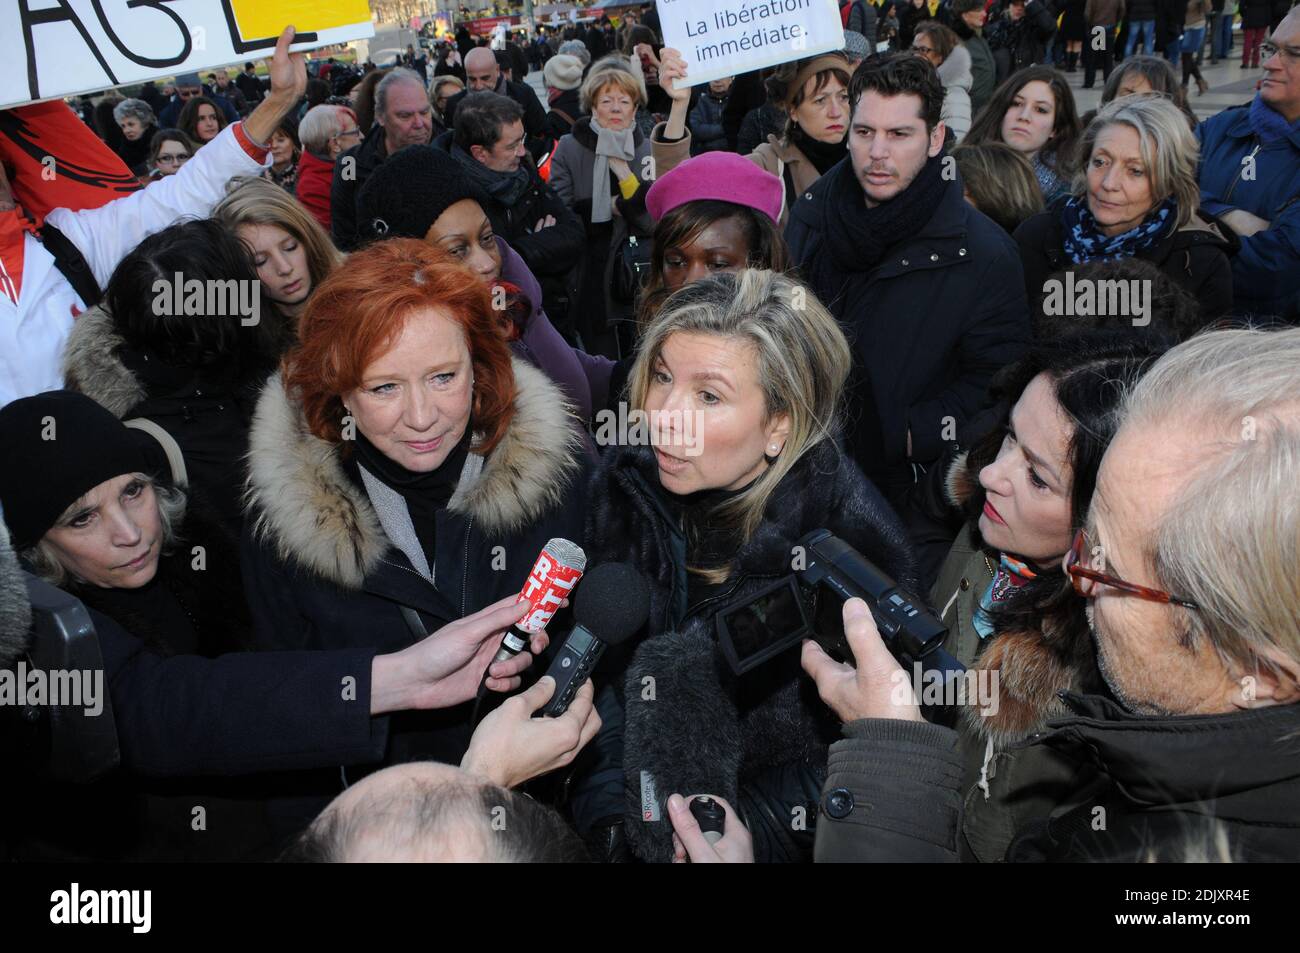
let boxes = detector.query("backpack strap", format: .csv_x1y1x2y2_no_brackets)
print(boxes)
551,107,576,128
38,222,101,309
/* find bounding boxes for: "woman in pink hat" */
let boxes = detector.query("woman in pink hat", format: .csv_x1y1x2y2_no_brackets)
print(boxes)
638,151,791,326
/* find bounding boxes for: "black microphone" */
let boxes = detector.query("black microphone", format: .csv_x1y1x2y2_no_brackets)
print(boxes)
690,796,726,845
537,562,649,718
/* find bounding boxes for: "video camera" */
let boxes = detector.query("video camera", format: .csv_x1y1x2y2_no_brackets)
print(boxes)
715,529,965,680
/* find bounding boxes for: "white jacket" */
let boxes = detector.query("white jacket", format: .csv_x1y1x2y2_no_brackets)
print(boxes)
939,45,974,144
0,124,268,407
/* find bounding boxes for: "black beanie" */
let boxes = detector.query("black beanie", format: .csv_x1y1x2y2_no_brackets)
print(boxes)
0,391,164,550
355,143,492,243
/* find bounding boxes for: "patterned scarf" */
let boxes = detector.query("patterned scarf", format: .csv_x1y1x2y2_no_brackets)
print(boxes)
1058,193,1177,264
973,553,1037,640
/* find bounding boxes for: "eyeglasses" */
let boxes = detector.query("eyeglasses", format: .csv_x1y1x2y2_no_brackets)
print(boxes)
178,88,202,99
1064,528,1200,610
156,152,190,166
912,44,935,55
1261,41,1300,63
333,127,363,141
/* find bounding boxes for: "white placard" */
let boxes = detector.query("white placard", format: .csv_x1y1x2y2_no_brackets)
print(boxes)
1,0,376,110
658,0,846,88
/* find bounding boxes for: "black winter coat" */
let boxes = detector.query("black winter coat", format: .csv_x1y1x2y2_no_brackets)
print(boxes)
543,88,582,143
572,439,917,862
1128,0,1157,19
986,2,1058,81
1240,0,1274,28
4,565,388,861
1157,0,1191,46
429,130,585,286
1014,202,1238,323
62,306,282,538
241,359,586,778
331,123,390,251
815,695,1300,862
785,164,1031,507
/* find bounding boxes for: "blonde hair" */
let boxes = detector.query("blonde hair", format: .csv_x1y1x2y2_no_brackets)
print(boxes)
1073,94,1201,229
213,176,344,290
628,269,851,582
951,141,1045,233
22,477,186,588
580,57,647,113
1119,326,1300,683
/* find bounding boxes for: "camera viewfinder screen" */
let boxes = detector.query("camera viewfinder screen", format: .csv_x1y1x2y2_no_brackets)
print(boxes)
725,582,806,663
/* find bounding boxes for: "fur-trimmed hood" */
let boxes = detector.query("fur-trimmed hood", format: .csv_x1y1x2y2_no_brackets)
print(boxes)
938,449,1097,746
0,520,32,666
244,357,581,590
61,305,148,417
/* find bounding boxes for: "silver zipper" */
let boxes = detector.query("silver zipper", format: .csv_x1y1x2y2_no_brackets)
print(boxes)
1223,142,1261,205
460,516,474,616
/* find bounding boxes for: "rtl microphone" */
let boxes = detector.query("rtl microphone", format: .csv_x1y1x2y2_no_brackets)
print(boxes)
538,562,649,717
494,538,586,663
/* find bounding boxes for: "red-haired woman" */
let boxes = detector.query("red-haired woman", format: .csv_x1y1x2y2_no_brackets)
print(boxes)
241,239,587,781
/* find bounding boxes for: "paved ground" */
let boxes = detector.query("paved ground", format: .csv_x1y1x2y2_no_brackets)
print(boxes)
1066,51,1262,120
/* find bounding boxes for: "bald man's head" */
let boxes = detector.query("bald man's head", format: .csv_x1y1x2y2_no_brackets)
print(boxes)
281,762,589,863
466,48,501,91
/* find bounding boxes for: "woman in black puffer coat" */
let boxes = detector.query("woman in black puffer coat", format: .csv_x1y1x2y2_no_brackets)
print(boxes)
568,270,916,863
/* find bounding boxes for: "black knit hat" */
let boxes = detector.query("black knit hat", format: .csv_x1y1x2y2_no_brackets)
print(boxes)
0,391,165,550
355,143,491,243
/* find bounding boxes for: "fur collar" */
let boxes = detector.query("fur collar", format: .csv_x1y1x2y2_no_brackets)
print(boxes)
61,305,148,417
245,358,581,589
0,521,32,665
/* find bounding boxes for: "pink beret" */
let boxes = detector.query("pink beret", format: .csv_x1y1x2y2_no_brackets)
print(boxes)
646,152,784,225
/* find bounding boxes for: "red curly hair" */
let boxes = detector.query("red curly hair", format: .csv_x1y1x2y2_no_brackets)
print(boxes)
284,238,517,454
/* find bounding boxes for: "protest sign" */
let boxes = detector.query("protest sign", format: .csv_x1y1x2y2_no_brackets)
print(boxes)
657,0,845,88
1,0,375,110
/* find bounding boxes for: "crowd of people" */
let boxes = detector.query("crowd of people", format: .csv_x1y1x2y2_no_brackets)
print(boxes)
0,0,1298,863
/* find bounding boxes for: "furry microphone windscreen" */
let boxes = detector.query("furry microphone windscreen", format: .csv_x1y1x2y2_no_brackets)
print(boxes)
622,626,743,863
0,520,33,666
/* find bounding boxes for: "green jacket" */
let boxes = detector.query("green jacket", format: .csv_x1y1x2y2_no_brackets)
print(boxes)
928,499,1096,861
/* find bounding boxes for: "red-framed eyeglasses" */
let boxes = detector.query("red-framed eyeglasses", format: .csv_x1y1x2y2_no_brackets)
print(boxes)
1064,528,1200,610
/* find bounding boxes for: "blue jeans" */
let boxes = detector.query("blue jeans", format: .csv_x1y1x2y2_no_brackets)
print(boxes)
1214,10,1234,58
1183,25,1207,64
1165,33,1183,64
1126,18,1156,56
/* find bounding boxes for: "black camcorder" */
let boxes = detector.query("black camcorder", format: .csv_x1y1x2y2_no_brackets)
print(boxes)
715,529,965,679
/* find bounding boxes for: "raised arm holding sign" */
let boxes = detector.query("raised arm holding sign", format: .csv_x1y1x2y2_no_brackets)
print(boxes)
657,0,846,89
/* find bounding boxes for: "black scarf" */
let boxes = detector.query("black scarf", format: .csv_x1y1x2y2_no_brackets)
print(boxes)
353,428,474,568
811,151,949,291
451,142,532,207
789,125,848,176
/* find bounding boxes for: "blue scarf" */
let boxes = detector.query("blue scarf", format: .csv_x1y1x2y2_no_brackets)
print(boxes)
1058,193,1177,264
1249,94,1299,146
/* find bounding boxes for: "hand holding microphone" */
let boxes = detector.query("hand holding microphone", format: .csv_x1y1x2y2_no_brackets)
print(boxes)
668,794,754,864
461,677,602,789
492,537,587,665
